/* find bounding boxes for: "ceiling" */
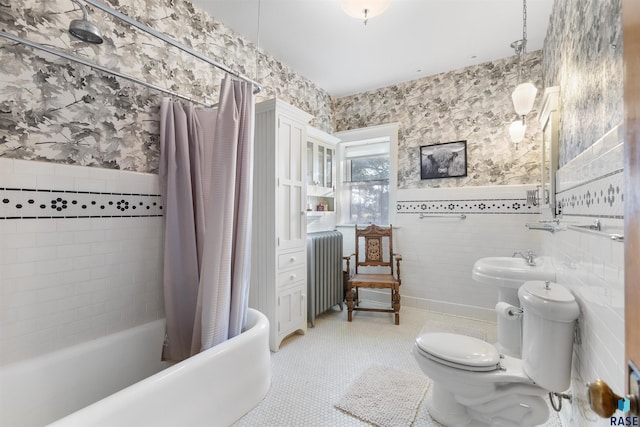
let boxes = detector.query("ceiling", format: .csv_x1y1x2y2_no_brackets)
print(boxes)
190,0,554,98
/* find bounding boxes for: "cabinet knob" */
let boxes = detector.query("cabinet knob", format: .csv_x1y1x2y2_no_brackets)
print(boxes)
289,256,296,263
289,274,296,281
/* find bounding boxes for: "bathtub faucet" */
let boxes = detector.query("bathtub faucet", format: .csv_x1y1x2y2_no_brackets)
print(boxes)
512,250,537,266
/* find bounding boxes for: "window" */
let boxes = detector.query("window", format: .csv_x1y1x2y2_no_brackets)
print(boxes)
335,124,398,226
341,140,389,224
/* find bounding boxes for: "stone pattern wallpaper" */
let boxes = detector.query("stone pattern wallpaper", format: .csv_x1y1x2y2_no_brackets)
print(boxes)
0,0,333,173
542,0,623,167
333,52,544,189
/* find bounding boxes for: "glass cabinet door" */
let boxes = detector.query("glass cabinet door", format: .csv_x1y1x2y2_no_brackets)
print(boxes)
305,129,337,221
306,141,314,186
316,145,325,188
325,147,333,189
306,133,337,201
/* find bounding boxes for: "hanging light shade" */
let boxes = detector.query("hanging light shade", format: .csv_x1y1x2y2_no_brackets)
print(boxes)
509,120,527,143
341,0,391,25
512,81,538,117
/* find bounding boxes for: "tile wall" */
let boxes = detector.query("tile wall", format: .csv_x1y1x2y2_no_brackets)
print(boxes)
540,2,625,424
0,158,164,365
0,0,334,366
340,184,544,321
541,125,625,426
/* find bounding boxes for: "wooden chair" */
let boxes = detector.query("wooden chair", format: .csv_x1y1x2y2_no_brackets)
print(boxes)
343,224,402,325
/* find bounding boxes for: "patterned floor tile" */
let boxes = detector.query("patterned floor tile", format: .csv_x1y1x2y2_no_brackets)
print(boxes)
233,305,562,427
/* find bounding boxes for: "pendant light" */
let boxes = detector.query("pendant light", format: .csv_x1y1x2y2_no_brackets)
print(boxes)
509,120,526,149
341,0,391,25
509,0,537,146
511,0,537,119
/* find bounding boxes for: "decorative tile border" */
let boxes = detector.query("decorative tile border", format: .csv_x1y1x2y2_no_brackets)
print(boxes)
555,125,624,193
554,123,625,219
0,188,163,219
396,198,538,215
556,170,624,219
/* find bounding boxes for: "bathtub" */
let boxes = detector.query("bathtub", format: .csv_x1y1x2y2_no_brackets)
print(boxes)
0,308,271,427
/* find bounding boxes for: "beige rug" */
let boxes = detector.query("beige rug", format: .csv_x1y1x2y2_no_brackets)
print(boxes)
336,365,431,427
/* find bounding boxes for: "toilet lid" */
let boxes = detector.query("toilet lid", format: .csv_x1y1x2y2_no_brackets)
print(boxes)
416,332,500,371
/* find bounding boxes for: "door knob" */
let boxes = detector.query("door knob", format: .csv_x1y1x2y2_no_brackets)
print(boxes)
587,379,638,417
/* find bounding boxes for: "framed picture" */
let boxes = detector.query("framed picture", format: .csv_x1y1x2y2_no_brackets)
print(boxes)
420,140,468,180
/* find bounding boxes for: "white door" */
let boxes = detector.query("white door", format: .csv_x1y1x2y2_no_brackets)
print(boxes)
623,0,640,412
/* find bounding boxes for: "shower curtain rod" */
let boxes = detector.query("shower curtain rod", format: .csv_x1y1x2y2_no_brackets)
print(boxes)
81,0,262,94
0,31,213,107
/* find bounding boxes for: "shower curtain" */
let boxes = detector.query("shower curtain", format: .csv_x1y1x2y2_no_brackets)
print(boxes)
159,77,254,362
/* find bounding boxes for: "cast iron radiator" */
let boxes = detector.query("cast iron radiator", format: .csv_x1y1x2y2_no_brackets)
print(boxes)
306,231,344,326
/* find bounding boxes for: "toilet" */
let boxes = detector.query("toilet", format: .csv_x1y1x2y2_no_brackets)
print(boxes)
413,281,579,427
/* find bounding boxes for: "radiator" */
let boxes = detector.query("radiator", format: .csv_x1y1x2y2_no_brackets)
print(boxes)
306,231,344,326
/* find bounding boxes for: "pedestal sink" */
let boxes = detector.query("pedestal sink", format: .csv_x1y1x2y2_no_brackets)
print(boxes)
472,255,557,358
472,256,556,305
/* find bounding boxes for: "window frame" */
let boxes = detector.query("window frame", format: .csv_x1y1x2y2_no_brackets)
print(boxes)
334,123,399,227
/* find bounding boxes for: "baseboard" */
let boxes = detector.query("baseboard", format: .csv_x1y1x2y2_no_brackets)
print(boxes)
355,289,497,323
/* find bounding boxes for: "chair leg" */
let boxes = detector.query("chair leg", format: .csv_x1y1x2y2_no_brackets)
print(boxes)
392,289,401,325
346,287,354,322
355,287,359,307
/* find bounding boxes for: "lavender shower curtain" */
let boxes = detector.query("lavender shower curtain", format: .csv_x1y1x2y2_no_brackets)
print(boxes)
159,78,254,362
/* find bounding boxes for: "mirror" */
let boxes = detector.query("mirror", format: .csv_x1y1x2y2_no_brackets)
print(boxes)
537,86,560,219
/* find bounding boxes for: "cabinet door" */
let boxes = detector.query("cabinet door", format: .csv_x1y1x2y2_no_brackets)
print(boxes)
324,145,334,190
278,285,306,336
307,140,335,192
306,140,314,186
277,115,306,250
316,145,325,188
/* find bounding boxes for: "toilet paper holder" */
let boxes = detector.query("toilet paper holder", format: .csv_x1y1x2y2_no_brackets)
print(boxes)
496,302,523,317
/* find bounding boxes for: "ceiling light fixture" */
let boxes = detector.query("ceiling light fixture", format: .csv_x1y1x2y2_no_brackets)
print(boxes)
341,0,391,25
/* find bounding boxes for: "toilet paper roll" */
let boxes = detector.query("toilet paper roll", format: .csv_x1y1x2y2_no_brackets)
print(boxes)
495,301,521,318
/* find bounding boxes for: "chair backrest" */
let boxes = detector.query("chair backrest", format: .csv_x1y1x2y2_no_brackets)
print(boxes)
354,224,394,275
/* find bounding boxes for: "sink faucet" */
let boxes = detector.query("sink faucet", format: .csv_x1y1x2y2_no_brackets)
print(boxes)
512,250,537,266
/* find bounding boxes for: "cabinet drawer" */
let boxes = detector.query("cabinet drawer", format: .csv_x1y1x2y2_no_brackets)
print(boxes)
278,266,306,287
278,251,305,269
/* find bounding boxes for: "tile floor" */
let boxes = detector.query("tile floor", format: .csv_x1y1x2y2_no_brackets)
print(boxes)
233,304,563,427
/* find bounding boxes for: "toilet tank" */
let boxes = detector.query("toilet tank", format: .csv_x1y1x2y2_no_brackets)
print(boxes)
518,281,580,392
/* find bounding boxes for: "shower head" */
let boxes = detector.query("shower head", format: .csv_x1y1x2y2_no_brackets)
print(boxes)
68,0,103,44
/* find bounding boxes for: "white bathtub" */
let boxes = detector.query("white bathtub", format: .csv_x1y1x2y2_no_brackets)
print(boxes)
0,308,271,427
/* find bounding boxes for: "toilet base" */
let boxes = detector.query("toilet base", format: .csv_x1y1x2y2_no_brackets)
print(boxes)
426,383,489,427
425,381,549,427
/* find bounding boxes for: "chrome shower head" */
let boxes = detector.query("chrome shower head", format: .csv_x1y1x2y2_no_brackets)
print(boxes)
69,0,103,44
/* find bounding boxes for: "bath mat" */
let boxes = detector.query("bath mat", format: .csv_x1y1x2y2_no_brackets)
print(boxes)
335,365,430,427
420,320,487,341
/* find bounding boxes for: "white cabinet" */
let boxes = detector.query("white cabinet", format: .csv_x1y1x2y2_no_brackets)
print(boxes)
250,98,312,352
306,127,340,233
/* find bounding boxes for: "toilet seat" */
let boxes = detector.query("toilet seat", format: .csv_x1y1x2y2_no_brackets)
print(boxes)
415,332,501,372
